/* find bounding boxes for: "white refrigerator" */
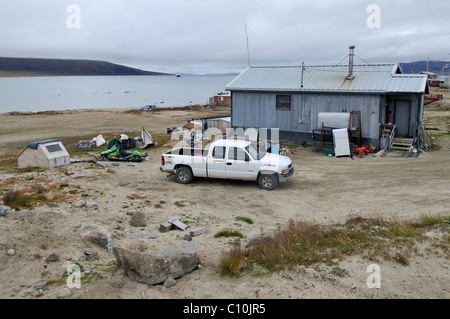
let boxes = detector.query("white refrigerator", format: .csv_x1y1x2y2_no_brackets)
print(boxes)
332,128,351,157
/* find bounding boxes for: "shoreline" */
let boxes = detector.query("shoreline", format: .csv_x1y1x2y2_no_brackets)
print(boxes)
0,103,228,116
0,104,231,157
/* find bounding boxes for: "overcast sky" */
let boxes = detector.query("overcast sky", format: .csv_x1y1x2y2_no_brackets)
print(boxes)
1,0,449,74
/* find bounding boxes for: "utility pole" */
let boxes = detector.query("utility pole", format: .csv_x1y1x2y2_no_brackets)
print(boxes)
411,61,414,74
245,24,251,67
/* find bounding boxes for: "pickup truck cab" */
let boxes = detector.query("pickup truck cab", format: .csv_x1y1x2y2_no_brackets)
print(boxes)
160,139,294,190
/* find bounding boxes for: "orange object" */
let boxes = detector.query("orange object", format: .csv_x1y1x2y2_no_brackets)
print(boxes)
353,144,373,157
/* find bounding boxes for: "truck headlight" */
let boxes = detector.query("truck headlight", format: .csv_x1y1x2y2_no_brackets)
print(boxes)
282,165,292,175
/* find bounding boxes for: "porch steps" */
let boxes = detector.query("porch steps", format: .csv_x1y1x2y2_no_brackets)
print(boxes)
391,138,413,151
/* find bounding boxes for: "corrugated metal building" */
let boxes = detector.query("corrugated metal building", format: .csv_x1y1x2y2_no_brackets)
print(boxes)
225,60,429,147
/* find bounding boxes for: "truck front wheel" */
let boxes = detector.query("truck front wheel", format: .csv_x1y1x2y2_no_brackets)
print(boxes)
258,174,278,190
175,166,193,184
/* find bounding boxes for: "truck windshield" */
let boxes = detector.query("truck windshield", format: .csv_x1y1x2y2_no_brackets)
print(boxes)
245,143,267,160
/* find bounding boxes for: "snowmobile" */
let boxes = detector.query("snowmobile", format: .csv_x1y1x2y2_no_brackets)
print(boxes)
99,147,144,162
98,135,146,162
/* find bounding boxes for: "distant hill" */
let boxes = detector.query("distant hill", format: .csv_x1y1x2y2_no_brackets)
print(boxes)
399,60,450,75
0,57,169,77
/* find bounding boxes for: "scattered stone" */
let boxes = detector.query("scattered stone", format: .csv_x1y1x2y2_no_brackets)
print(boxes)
45,252,60,262
96,162,107,168
159,216,187,232
159,221,172,233
171,219,187,231
0,205,14,216
73,200,85,208
130,211,147,227
113,241,198,285
80,224,114,251
176,234,192,241
126,232,157,239
168,216,187,230
339,209,363,225
57,287,72,299
85,201,99,209
7,249,15,256
84,251,99,261
190,227,206,237
163,276,177,288
34,282,46,290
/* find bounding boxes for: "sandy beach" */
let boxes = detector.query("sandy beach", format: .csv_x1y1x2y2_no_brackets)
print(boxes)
0,99,449,301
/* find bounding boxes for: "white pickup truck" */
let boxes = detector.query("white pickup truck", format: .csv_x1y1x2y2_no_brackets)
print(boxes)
160,139,294,190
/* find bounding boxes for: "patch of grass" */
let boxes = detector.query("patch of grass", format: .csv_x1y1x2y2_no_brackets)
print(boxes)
81,271,103,284
426,143,441,152
214,229,245,239
3,191,32,210
18,167,45,173
236,216,254,224
218,214,450,277
394,252,410,265
103,260,117,272
174,200,196,207
219,245,248,277
0,156,17,171
154,203,162,208
386,224,422,240
419,214,450,226
127,194,143,200
174,201,186,207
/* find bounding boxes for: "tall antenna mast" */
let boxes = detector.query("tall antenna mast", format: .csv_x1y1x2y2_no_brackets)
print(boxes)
245,24,251,67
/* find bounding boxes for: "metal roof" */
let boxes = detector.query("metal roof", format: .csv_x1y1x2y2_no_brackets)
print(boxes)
225,63,428,94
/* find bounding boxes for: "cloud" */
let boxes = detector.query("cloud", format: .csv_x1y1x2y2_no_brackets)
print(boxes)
0,0,449,74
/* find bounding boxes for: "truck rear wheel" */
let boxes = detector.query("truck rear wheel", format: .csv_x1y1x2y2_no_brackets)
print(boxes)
258,174,278,190
175,166,193,184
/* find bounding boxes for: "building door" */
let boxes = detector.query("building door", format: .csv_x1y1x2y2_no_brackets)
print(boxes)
394,100,411,136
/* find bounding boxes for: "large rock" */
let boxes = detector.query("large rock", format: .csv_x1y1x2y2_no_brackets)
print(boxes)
130,211,147,227
80,224,114,251
0,205,14,216
113,242,198,285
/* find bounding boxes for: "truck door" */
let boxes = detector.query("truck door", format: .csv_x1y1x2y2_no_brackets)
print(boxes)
207,146,227,178
226,147,256,180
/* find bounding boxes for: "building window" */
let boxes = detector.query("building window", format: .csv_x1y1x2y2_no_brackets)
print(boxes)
276,95,291,110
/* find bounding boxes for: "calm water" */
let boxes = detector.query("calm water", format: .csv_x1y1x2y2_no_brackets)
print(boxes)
0,74,236,113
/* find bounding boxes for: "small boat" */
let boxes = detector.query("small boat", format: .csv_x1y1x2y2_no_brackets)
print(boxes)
176,73,181,77
138,104,157,111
